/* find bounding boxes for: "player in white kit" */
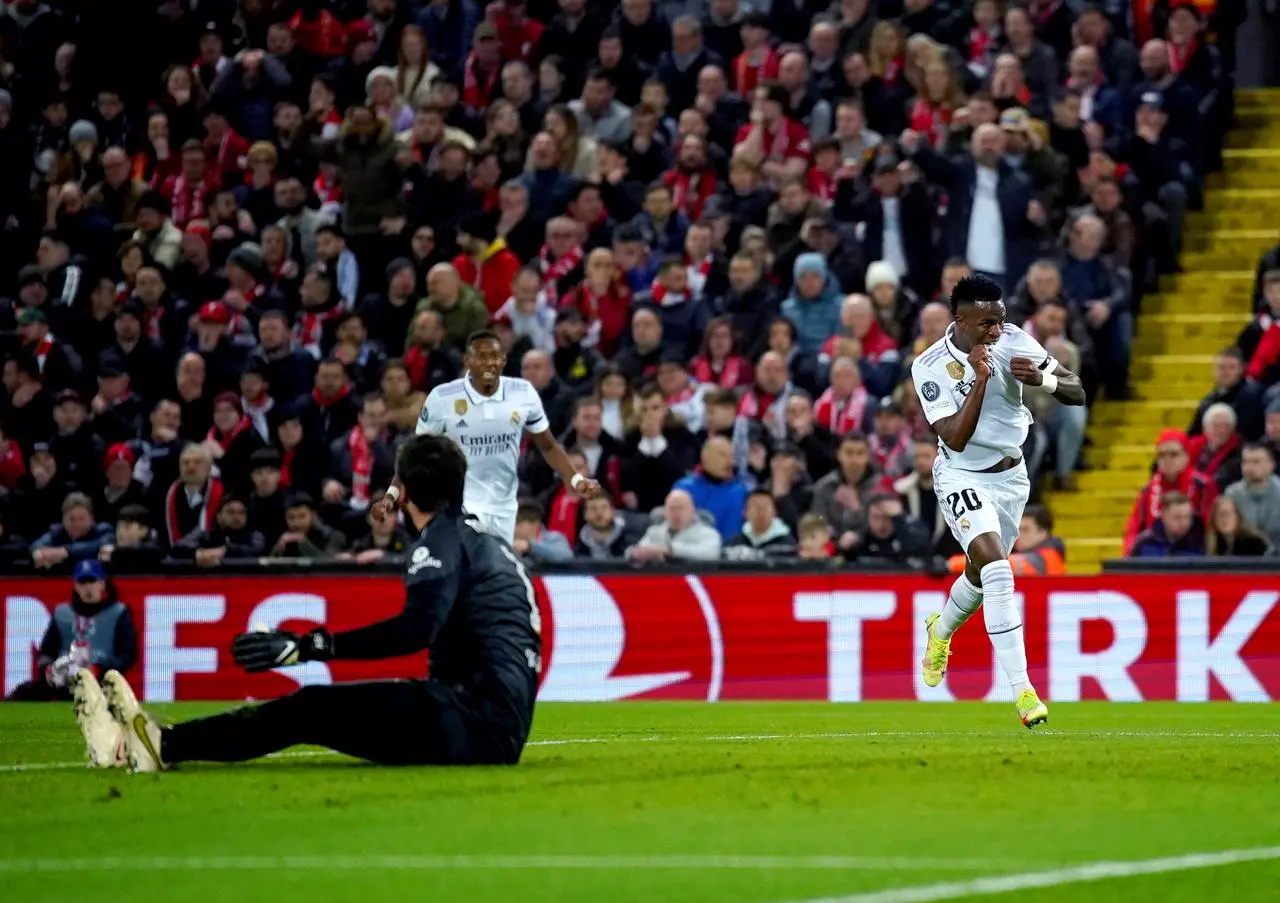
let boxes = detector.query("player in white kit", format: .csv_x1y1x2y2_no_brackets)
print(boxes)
373,330,601,543
912,275,1085,727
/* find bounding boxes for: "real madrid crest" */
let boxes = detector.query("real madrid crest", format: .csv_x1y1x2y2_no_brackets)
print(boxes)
454,399,468,415
959,517,971,532
946,360,966,381
511,410,521,424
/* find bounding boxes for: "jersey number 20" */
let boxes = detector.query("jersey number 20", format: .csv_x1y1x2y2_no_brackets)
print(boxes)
946,489,983,518
499,545,542,636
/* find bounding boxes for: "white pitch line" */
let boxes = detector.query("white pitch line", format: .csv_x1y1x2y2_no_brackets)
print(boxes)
0,854,1036,873
778,846,1280,903
2,728,1275,774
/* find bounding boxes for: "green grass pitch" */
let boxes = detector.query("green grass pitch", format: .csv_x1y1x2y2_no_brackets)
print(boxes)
2,702,1278,903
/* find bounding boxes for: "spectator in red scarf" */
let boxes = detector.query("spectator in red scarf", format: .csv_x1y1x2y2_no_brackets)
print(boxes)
1123,429,1218,552
734,12,779,94
295,357,359,446
453,211,522,314
536,216,586,303
559,247,632,358
158,140,220,228
204,392,250,460
16,308,82,392
663,133,719,221
691,316,752,389
202,102,251,189
814,355,873,436
734,83,811,182
910,58,964,151
157,443,225,548
869,397,913,479
323,392,396,517
1187,402,1243,491
463,24,504,112
819,293,901,396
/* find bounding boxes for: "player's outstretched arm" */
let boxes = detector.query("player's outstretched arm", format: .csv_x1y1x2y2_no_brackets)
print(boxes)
231,569,457,670
1010,359,1086,406
530,430,603,498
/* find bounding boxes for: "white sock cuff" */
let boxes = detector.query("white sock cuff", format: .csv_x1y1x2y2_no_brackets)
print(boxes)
979,559,1014,591
956,572,982,602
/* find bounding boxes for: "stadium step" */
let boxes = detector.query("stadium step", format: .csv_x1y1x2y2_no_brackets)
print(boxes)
1072,469,1149,493
1133,313,1247,342
1089,400,1198,428
1129,354,1217,383
1089,443,1158,471
1221,148,1280,175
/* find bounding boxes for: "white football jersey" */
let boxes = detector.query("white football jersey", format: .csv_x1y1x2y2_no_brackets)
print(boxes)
911,323,1056,471
416,375,550,514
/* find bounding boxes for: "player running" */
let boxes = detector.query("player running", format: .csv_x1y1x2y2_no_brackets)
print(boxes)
912,275,1085,727
73,434,545,770
374,329,600,544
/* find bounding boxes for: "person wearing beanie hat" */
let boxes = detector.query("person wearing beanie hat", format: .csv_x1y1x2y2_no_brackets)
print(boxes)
452,211,522,314
781,252,842,355
365,65,413,132
1122,428,1218,553
864,259,916,345
68,120,100,150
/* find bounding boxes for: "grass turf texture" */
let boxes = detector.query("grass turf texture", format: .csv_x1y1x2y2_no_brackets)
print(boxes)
1,702,1277,903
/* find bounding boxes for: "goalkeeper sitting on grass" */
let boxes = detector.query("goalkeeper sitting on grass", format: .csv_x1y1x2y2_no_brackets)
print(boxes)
72,435,542,770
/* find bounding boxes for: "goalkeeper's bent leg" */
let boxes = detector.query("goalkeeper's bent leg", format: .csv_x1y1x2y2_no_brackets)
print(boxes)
162,680,481,765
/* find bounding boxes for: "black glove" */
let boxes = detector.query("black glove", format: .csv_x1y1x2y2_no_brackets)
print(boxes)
232,628,333,673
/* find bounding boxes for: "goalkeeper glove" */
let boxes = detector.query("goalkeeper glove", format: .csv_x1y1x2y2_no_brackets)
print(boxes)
231,628,333,673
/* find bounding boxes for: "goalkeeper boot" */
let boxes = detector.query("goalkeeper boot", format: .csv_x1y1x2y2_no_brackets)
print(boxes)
72,670,125,768
920,612,951,688
103,670,167,772
1015,688,1049,729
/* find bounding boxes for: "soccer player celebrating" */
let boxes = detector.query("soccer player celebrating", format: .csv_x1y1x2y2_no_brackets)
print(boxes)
911,275,1085,727
73,435,545,770
374,329,600,544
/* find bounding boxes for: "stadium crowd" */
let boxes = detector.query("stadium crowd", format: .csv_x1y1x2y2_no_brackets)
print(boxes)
0,0,1243,577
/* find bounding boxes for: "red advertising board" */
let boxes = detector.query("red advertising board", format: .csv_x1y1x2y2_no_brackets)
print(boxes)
3,573,1278,702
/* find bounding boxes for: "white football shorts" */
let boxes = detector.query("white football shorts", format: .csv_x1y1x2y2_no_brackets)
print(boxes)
931,456,1031,556
464,507,518,547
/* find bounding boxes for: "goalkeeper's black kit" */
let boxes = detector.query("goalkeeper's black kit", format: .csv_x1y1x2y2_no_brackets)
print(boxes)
163,508,542,766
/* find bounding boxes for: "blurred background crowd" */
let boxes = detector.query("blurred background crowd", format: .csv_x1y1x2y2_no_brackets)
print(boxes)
0,0,1250,575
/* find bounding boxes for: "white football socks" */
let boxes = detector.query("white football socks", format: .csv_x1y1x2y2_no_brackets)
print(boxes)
936,572,983,640
980,559,1031,693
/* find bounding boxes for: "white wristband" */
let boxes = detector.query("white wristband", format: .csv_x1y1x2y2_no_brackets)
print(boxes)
1041,371,1059,394
570,473,586,490
385,486,400,503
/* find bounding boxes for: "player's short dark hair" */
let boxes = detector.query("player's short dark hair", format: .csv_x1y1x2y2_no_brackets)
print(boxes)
466,329,502,351
397,434,467,513
949,274,1004,315
1022,503,1053,533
